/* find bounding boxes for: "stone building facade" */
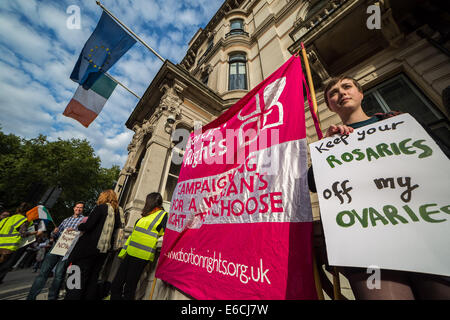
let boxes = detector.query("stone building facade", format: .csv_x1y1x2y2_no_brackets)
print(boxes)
109,0,450,300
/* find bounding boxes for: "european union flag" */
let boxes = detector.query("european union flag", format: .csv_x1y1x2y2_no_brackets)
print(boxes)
70,11,136,90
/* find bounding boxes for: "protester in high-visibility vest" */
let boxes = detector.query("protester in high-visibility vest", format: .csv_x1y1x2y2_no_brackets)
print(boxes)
110,192,167,300
0,202,36,283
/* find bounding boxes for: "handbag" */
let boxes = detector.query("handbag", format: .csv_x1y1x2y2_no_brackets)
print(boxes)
112,207,126,251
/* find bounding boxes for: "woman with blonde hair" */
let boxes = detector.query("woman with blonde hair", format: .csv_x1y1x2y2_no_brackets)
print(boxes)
65,190,124,300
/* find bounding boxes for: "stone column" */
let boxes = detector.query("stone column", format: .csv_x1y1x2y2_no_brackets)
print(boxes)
124,84,183,231
114,125,141,196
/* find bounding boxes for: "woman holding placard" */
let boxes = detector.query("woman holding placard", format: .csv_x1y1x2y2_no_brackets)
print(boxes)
308,76,450,300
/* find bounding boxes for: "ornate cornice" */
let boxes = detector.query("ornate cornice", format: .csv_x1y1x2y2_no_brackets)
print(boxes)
126,60,224,130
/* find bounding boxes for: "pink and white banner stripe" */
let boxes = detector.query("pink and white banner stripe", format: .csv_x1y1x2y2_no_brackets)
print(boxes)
156,56,318,300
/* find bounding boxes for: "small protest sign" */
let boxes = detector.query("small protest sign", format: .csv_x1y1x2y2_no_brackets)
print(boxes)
309,113,450,276
50,229,80,256
19,226,36,248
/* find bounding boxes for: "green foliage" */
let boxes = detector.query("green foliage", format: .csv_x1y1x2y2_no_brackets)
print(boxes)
0,130,120,224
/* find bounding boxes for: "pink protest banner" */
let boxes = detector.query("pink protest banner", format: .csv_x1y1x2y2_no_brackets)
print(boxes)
156,56,319,299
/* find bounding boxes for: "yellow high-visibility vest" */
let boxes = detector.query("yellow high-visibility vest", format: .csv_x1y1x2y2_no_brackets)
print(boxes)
0,214,28,251
118,210,167,261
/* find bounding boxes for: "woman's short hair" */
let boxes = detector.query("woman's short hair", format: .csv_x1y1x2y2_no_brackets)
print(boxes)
324,75,363,107
141,192,163,217
97,190,119,210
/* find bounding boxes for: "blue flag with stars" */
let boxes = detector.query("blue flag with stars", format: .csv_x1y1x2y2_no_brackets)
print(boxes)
70,11,136,90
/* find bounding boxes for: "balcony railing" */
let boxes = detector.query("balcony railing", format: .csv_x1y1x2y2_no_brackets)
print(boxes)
225,29,249,38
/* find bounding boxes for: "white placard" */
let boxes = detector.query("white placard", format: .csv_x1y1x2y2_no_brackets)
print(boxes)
50,229,80,256
309,113,450,276
19,226,36,248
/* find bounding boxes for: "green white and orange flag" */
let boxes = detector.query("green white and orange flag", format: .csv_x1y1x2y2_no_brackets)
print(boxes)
63,73,117,127
26,205,53,222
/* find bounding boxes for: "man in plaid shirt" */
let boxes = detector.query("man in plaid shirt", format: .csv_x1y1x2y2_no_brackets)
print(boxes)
27,202,85,300
51,209,85,240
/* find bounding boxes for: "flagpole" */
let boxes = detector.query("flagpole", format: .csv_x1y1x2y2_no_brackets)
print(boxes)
104,72,141,99
300,42,321,127
299,42,342,300
148,276,158,300
96,1,166,63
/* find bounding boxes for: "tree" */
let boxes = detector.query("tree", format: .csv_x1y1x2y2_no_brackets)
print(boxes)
0,130,120,224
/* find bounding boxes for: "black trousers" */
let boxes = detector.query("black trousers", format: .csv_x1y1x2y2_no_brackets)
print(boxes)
0,246,27,282
110,254,148,300
64,253,107,300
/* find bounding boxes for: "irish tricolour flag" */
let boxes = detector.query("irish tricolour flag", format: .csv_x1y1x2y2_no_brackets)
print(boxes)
26,205,53,222
63,73,117,128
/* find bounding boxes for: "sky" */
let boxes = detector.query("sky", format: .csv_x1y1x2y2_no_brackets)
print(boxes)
0,0,223,168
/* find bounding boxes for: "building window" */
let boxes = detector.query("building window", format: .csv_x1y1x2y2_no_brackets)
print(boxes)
198,37,214,67
230,18,245,35
206,36,214,53
201,72,209,85
362,74,450,155
228,52,248,90
163,159,181,203
163,124,190,204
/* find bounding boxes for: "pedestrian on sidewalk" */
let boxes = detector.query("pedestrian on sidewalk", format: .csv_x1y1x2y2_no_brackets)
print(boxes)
27,202,85,300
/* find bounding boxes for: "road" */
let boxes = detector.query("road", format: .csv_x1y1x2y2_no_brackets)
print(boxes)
0,267,58,300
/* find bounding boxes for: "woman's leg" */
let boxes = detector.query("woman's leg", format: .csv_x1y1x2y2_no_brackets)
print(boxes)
342,267,415,300
64,258,93,300
85,253,108,300
410,272,450,300
123,256,148,300
110,256,130,300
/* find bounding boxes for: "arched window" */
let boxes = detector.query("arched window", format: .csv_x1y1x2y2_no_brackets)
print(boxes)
228,52,247,90
230,18,245,35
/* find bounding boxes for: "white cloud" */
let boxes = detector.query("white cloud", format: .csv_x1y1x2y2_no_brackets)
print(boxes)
0,12,53,64
37,3,90,51
0,0,39,16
